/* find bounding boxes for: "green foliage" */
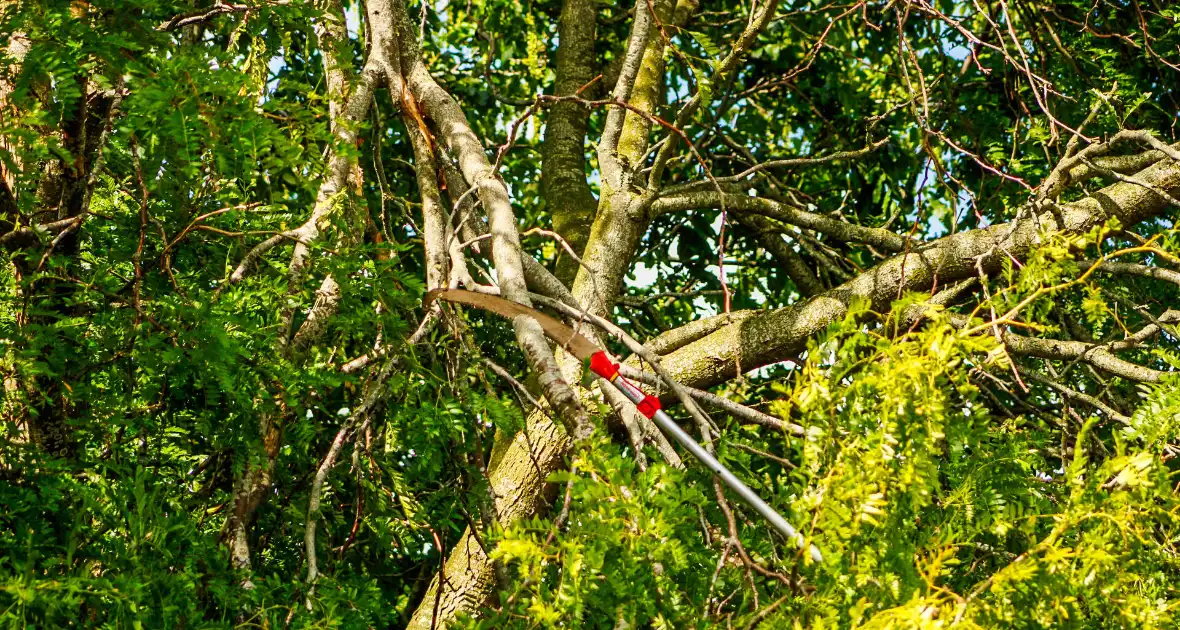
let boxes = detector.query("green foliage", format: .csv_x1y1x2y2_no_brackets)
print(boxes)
477,439,712,629
485,289,1180,628
2,0,1179,628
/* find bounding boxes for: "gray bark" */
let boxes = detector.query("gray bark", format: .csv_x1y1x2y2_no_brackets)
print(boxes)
658,159,1180,389
540,0,600,285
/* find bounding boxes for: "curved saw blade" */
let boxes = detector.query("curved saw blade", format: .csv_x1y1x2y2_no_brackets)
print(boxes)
425,289,600,360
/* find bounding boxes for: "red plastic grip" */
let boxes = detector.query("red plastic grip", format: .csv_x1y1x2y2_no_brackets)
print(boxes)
635,394,662,419
589,351,619,380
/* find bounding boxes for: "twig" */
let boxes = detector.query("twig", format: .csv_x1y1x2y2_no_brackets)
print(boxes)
162,202,266,254
1020,369,1131,425
157,1,291,31
728,442,797,469
618,365,804,436
663,139,888,195
544,466,578,545
481,358,543,410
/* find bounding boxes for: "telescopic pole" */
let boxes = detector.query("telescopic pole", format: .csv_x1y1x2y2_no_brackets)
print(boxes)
589,352,823,563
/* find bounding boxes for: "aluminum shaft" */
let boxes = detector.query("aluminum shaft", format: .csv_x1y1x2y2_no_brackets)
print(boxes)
610,375,823,563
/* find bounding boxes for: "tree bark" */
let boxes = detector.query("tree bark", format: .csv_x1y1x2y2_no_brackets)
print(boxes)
407,2,694,626
735,213,824,297
657,159,1180,389
540,0,599,285
221,0,382,571
571,0,687,320
406,150,1180,629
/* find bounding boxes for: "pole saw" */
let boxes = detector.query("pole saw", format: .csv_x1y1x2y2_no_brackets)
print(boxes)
426,288,823,563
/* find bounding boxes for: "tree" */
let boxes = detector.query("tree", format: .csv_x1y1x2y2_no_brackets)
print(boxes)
2,0,1180,627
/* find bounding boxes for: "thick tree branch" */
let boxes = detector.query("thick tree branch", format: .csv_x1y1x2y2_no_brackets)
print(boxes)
1040,131,1180,202
945,311,1178,383
399,58,589,441
572,0,697,321
369,0,619,623
0,216,81,250
1000,322,1174,383
223,0,380,575
644,310,760,356
597,0,654,184
540,0,600,285
1089,259,1180,287
406,2,706,623
395,80,449,289
658,158,1180,389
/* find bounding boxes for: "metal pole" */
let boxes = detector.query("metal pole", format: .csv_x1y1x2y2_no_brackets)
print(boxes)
609,375,823,563
425,290,823,561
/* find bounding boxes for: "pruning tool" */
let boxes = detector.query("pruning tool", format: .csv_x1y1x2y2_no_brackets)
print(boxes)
426,288,823,563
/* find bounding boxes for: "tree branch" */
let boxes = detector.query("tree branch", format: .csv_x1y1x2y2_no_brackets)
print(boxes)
658,138,888,197
540,0,600,285
226,67,379,286
735,213,824,296
946,311,1178,384
653,189,907,251
1088,259,1180,288
1020,370,1131,425
157,1,292,31
657,158,1180,390
646,0,782,191
597,0,654,184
